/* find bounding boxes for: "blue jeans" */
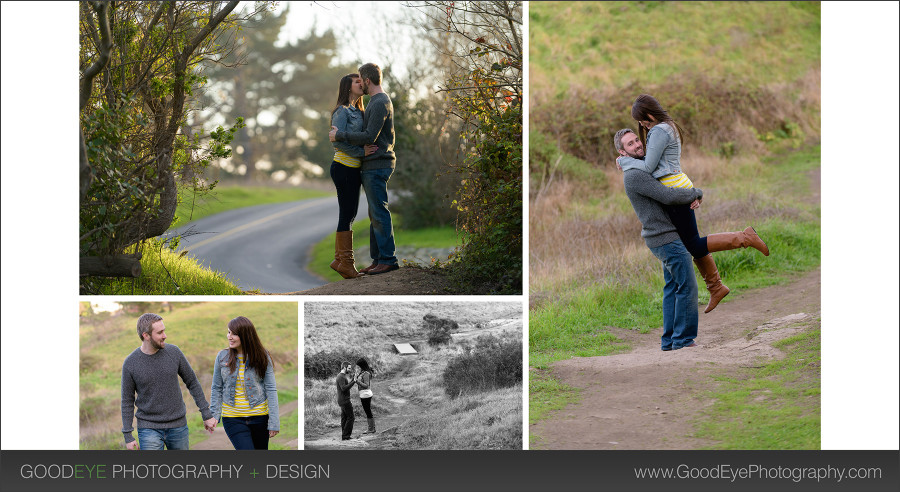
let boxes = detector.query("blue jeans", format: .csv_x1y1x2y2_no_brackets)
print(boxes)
137,425,189,450
650,240,699,351
222,415,270,450
361,168,397,266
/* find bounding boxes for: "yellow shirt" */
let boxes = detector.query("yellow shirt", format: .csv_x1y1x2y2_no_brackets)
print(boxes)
333,150,361,168
658,172,694,189
221,355,269,417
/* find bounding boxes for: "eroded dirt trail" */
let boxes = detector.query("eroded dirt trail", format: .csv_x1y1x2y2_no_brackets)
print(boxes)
530,268,821,450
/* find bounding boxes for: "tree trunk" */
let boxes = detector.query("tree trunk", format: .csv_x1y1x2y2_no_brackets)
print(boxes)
80,254,142,278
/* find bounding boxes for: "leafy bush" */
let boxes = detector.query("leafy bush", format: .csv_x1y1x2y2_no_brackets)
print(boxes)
429,2,523,295
448,102,523,294
442,334,522,398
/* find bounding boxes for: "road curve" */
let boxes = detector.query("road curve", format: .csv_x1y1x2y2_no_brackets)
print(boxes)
163,196,367,293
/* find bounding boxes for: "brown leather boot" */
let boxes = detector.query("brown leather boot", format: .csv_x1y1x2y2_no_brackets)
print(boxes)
330,231,362,279
706,226,770,256
694,254,730,313
359,262,378,274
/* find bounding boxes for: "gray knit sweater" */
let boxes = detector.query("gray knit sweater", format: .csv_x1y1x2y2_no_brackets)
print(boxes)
335,92,396,170
121,344,213,443
622,169,703,249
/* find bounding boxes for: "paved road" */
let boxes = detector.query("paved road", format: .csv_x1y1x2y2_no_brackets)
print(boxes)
163,196,367,293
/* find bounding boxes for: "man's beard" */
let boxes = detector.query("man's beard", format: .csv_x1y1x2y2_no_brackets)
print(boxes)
150,338,165,350
625,149,644,159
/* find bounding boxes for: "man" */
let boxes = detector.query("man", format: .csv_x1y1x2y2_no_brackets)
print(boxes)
121,313,217,449
615,128,704,351
336,362,357,440
329,62,399,275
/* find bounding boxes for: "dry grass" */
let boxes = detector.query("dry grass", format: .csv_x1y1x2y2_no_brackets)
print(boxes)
393,384,523,450
529,147,818,293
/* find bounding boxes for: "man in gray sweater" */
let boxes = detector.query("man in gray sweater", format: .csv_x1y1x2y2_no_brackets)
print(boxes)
121,313,216,449
329,62,399,275
336,362,357,440
615,129,704,351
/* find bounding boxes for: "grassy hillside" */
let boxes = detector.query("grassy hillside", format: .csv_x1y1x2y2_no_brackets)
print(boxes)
79,302,298,450
530,1,820,168
530,1,820,95
305,301,522,352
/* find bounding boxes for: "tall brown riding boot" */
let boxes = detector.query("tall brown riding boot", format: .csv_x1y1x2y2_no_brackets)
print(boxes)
330,231,363,279
694,254,730,313
706,226,770,256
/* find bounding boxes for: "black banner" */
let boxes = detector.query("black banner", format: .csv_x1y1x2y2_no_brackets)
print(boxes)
1,450,898,492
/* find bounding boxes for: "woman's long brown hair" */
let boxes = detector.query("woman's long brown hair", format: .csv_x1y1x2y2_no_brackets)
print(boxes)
631,94,686,149
226,316,273,377
331,73,365,116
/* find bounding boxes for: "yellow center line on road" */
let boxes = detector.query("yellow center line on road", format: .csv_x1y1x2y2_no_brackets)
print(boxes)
186,198,332,250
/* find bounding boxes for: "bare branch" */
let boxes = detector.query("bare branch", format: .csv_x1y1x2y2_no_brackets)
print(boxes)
80,1,112,110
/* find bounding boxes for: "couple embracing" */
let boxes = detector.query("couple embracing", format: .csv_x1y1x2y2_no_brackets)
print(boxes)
336,359,376,440
121,314,280,450
615,94,771,351
327,62,399,278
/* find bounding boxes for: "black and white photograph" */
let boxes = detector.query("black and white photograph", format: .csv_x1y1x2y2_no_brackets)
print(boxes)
304,301,523,450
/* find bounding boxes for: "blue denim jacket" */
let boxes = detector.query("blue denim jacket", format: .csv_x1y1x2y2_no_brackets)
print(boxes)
331,105,365,158
618,122,682,178
210,349,280,431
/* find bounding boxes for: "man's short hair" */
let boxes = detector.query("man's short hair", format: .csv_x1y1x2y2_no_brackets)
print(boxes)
614,128,635,152
137,313,163,342
358,63,382,85
340,361,352,370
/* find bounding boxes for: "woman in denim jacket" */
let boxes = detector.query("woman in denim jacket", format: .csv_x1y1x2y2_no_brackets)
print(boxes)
328,73,377,279
209,316,280,449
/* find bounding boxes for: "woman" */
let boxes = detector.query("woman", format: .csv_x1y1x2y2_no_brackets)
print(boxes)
355,357,376,434
329,73,377,279
617,94,770,313
210,316,279,450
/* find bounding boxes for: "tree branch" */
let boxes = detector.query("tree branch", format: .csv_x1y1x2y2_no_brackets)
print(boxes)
80,1,112,110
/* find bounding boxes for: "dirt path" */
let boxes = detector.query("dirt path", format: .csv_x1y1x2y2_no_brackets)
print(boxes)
304,363,428,450
530,267,821,450
192,399,299,450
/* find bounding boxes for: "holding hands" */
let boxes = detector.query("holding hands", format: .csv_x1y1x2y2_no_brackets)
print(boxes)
204,417,218,433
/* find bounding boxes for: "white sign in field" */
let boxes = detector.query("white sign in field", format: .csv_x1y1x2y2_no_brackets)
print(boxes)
393,343,418,355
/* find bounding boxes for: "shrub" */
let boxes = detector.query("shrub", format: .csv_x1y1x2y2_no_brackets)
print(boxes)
305,350,376,380
424,313,458,346
442,334,522,398
531,74,819,169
